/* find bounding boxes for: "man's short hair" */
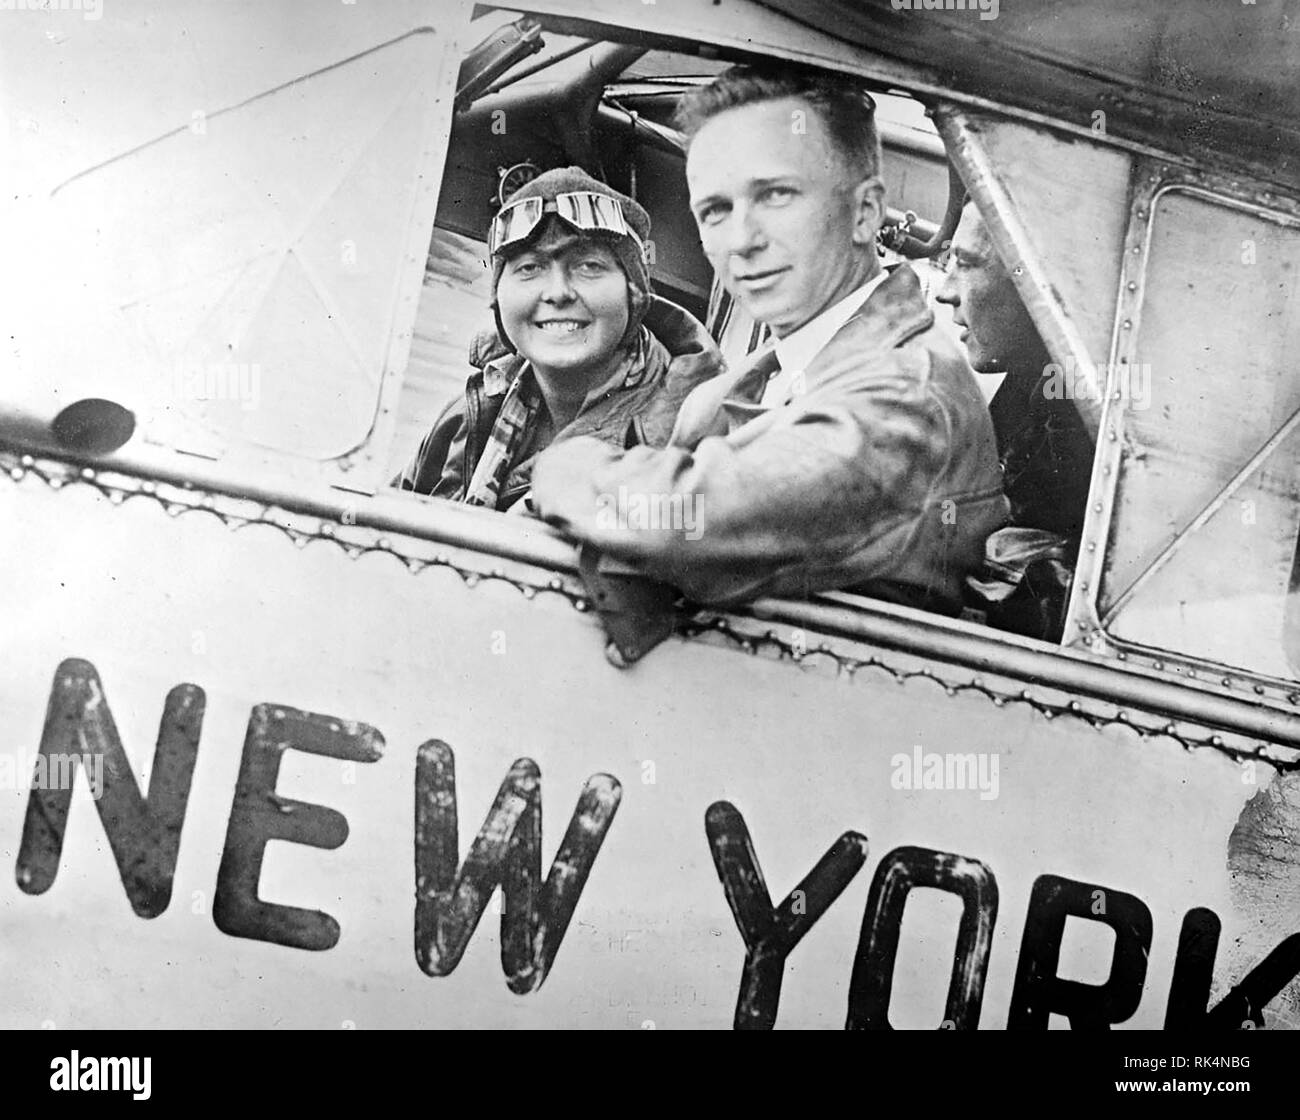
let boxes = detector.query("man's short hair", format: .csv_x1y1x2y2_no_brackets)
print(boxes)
674,64,882,179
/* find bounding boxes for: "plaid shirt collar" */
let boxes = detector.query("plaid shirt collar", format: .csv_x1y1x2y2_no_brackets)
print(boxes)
463,329,651,509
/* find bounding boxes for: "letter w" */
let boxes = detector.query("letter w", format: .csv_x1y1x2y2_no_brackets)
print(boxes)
16,658,204,917
413,741,621,993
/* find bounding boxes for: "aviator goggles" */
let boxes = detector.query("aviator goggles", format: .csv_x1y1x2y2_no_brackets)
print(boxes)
488,191,646,257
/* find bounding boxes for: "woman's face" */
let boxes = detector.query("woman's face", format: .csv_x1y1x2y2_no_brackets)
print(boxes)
496,224,631,384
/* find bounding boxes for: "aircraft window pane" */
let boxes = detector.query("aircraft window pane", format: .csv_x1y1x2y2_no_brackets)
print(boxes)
1100,189,1300,681
30,32,450,475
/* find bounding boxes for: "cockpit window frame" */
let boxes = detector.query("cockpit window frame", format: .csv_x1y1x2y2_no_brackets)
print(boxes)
1067,158,1300,703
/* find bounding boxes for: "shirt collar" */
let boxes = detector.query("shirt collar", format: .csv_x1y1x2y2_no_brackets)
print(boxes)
772,270,891,379
482,352,524,398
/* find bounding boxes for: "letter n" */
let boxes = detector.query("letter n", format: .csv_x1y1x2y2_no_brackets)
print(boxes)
1007,874,1152,1028
847,846,998,1029
414,741,621,993
16,658,204,918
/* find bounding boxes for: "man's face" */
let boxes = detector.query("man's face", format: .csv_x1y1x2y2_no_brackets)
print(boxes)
495,224,630,381
686,97,883,338
936,204,1042,372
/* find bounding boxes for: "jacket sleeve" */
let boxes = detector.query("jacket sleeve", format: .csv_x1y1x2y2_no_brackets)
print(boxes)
392,395,468,496
529,352,952,604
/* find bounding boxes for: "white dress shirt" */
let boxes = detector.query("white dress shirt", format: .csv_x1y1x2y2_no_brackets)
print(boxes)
762,270,891,407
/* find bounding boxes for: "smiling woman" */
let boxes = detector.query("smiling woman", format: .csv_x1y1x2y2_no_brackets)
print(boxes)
393,166,725,510
496,228,632,423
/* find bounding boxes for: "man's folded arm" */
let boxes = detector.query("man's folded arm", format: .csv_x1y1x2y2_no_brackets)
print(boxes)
530,398,944,603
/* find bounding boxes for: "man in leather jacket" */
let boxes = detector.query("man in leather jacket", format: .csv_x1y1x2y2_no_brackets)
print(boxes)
531,66,1007,613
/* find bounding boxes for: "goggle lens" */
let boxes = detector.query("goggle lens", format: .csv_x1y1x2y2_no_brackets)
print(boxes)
488,191,638,255
487,196,544,255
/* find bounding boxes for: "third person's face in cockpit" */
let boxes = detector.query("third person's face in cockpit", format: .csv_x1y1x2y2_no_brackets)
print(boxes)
936,202,1044,374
